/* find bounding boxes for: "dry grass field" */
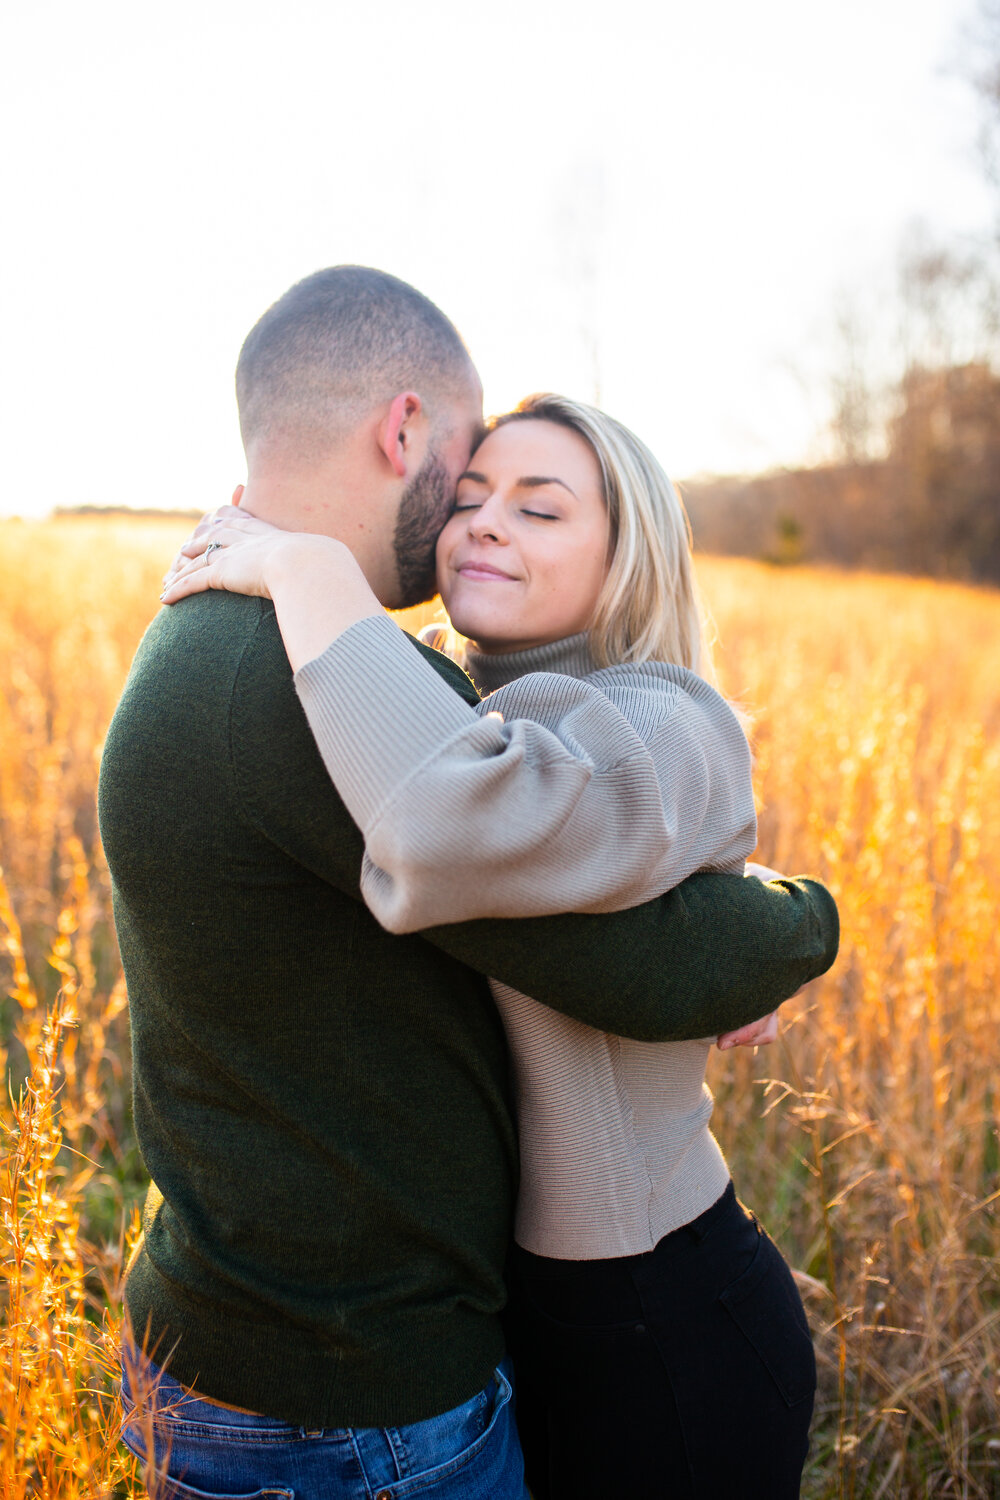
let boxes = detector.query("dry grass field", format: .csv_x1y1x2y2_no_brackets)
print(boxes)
1,515,998,1498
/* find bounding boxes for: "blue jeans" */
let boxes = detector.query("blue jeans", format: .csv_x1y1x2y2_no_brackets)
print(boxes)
120,1353,527,1500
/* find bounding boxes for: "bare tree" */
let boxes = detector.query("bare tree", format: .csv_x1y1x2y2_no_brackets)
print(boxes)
895,224,997,371
552,156,607,406
827,289,885,465
968,0,1000,221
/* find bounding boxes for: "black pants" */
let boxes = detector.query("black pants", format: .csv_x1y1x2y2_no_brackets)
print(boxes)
503,1182,816,1500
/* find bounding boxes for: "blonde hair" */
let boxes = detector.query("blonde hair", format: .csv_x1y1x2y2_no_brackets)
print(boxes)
491,394,714,679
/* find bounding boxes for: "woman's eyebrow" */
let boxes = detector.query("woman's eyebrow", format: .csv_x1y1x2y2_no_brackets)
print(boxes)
518,475,577,498
456,470,578,499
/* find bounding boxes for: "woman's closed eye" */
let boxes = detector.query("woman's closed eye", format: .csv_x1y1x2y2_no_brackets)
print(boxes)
453,501,559,521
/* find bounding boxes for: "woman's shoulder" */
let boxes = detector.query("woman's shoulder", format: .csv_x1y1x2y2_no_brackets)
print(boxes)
585,657,717,702
582,659,751,743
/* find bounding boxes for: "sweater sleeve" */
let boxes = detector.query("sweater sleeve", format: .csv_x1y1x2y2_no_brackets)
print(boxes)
231,601,838,1041
294,612,756,934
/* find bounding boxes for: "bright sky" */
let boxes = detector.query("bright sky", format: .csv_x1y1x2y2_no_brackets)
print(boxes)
0,0,992,518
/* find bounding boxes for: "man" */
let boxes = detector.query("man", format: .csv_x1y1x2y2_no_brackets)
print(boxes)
98,266,838,1498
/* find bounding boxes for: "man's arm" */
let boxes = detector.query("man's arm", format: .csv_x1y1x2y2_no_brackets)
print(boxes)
235,606,839,1044
424,870,838,1042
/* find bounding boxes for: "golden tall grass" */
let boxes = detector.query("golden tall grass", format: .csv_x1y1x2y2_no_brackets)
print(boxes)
1,517,998,1497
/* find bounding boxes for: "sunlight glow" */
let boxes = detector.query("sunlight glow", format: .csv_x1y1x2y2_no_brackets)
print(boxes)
0,0,991,518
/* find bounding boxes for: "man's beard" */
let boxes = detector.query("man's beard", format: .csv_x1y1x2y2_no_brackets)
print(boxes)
392,451,453,607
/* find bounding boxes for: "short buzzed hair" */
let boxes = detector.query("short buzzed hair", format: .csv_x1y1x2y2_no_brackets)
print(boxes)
236,266,476,457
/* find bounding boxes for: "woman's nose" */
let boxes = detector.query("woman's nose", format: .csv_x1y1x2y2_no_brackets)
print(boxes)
467,499,507,543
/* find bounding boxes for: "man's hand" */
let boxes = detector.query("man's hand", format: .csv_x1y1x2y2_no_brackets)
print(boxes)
717,1009,780,1051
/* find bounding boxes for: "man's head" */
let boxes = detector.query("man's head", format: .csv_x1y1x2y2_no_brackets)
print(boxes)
235,266,484,607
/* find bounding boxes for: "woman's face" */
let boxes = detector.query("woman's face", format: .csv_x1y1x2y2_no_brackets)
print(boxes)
435,418,611,652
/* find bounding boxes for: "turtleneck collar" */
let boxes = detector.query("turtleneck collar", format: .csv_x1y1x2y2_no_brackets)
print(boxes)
463,632,599,694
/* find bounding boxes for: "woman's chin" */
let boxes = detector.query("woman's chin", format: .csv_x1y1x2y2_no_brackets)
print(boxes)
459,627,552,656
452,621,525,654
458,630,512,653
444,608,510,651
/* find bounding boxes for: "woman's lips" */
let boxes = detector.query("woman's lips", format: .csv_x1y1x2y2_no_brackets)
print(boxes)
456,561,516,581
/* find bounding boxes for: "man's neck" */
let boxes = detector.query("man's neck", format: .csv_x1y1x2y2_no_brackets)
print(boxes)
239,468,395,603
240,469,350,535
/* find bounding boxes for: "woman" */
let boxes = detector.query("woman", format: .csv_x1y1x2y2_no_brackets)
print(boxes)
163,394,818,1498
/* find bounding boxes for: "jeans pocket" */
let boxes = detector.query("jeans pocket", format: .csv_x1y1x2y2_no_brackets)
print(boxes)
165,1488,292,1500
386,1363,519,1498
118,1462,292,1500
719,1228,816,1406
119,1409,297,1498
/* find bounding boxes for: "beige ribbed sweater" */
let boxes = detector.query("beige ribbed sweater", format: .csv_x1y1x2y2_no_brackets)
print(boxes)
294,615,757,1258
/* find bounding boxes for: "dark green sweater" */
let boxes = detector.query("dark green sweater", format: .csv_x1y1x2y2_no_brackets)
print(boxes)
98,592,838,1427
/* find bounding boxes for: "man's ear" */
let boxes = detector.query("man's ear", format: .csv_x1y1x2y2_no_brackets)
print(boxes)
378,392,424,478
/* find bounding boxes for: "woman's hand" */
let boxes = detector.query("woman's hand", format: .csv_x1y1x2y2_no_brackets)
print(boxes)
160,522,304,605
716,1010,780,1051
160,520,385,672
162,503,281,592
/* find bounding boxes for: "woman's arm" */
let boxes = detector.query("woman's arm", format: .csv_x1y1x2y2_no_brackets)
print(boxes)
163,521,757,933
297,614,756,932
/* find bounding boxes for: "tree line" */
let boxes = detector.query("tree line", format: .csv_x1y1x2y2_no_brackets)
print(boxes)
684,360,1000,583
685,3,1000,585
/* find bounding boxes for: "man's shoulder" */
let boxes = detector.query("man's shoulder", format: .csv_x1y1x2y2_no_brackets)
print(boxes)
141,593,281,668
124,594,296,706
105,595,293,773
